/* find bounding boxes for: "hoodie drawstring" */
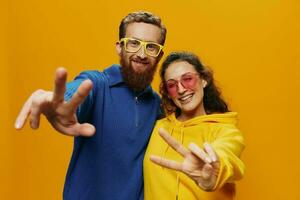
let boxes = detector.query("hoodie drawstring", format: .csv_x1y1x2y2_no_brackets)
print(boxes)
162,125,185,200
176,127,184,200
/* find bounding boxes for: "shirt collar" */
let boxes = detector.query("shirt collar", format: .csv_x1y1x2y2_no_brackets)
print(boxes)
104,64,124,86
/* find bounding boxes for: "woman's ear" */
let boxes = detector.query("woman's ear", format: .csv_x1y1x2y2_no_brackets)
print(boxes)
202,79,207,88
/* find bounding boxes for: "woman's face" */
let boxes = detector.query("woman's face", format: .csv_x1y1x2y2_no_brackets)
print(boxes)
164,61,207,120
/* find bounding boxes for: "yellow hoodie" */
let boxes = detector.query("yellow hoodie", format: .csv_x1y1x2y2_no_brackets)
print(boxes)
144,112,245,200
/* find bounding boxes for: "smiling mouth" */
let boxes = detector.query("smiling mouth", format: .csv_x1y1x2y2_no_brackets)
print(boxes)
131,60,149,72
132,60,148,65
178,94,193,104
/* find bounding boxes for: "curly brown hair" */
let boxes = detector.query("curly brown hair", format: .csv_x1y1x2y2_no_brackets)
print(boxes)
160,51,229,116
119,11,167,45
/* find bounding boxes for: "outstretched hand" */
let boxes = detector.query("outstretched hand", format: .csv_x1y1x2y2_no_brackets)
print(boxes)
15,67,95,137
150,128,220,191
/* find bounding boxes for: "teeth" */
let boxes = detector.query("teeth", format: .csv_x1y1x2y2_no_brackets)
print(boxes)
179,94,193,101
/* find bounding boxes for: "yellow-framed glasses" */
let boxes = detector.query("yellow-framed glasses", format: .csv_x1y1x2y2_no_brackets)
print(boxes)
119,38,163,57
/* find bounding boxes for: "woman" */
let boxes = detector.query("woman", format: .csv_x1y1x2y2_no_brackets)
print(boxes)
143,52,245,200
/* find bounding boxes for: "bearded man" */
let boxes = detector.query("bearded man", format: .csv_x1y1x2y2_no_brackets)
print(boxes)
15,11,167,200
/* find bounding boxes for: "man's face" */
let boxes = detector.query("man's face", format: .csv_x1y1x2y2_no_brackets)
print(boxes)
116,22,164,91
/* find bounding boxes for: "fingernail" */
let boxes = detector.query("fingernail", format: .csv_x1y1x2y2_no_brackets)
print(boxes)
206,157,212,163
210,155,216,162
15,120,21,129
189,143,198,150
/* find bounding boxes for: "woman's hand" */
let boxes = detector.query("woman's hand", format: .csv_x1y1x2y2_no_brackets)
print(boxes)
150,128,220,191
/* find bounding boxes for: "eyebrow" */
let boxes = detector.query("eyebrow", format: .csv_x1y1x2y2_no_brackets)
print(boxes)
127,37,159,43
166,72,196,81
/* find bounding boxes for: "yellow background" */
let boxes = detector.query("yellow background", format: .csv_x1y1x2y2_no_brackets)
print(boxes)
1,0,300,199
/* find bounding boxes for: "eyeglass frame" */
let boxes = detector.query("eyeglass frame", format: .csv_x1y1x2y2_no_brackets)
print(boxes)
164,72,201,97
119,37,164,57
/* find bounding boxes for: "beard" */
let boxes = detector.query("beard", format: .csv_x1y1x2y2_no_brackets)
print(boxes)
120,54,158,92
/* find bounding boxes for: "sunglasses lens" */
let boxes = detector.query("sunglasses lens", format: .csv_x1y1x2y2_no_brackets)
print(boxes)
181,74,197,89
166,80,178,97
165,73,199,97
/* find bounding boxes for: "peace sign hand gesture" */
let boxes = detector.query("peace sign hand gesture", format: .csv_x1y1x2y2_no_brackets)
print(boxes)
150,128,220,191
15,67,95,137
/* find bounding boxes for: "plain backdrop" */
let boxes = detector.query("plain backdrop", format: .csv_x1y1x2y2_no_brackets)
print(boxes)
1,0,300,199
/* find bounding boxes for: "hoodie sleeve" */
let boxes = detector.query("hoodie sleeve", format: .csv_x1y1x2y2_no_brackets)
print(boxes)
210,125,245,190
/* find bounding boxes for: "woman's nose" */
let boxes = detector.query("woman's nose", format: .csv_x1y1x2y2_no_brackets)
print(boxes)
177,82,187,94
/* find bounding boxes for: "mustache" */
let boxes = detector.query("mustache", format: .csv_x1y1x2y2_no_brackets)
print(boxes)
120,55,157,91
130,56,149,64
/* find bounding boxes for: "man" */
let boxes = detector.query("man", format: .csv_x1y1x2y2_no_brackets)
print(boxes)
15,11,167,200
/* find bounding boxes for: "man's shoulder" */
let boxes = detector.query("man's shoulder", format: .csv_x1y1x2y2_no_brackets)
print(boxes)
75,65,120,84
78,70,103,79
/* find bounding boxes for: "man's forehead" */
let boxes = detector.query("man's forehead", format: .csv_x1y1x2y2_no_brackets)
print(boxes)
125,22,161,43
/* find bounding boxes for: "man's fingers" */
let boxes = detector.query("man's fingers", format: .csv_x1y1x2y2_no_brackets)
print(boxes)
54,122,96,137
158,128,189,157
66,79,93,112
15,90,46,129
150,155,182,171
15,97,32,129
29,104,42,129
204,143,218,162
74,123,96,137
29,92,51,129
52,67,67,104
188,143,212,163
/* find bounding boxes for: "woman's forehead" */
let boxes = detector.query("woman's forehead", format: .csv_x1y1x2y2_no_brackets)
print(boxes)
165,61,197,79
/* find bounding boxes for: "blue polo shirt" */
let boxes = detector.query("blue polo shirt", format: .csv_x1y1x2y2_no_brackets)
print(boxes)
63,65,161,200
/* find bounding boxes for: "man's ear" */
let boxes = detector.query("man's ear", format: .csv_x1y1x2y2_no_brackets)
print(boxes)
116,41,122,56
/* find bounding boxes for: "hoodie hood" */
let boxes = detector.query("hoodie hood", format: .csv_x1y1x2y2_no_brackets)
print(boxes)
166,112,238,127
143,111,244,200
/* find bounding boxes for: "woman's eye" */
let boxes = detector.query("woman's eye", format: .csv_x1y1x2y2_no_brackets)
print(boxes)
167,82,176,89
182,77,193,82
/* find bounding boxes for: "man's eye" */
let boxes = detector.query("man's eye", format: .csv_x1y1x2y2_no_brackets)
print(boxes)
146,44,158,51
129,40,140,46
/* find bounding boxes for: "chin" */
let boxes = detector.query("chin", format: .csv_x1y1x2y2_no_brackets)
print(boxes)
181,104,200,114
133,67,146,74
132,64,148,73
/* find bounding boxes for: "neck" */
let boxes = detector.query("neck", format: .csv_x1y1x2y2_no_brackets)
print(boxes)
177,106,206,122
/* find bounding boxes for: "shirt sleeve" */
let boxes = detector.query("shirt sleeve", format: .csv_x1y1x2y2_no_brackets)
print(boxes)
210,125,245,190
65,70,102,123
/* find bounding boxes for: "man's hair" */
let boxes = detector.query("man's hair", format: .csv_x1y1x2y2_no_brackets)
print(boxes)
119,11,167,45
160,51,230,115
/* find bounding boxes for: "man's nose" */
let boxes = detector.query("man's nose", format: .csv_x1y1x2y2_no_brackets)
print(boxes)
136,45,147,59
